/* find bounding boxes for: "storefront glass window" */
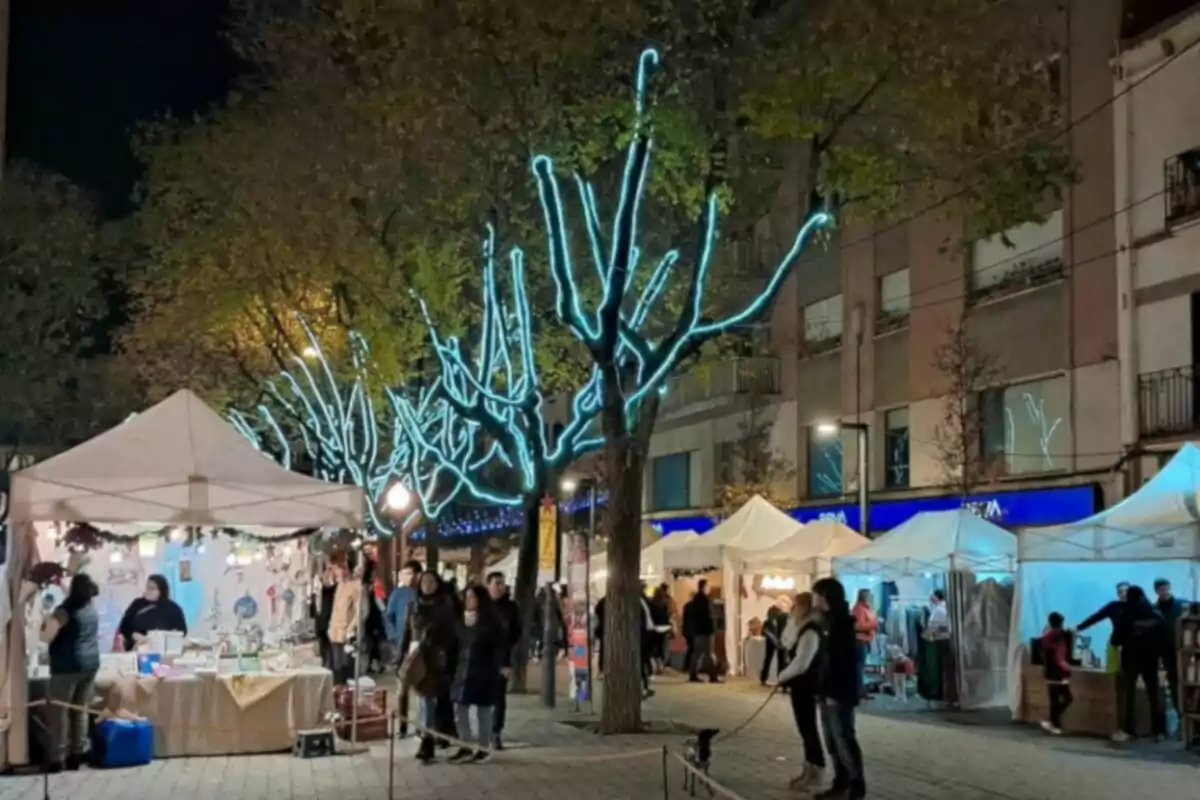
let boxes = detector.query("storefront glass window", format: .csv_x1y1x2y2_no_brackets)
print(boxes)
884,407,910,488
808,427,843,497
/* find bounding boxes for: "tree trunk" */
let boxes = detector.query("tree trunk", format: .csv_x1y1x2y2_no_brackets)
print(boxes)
425,519,440,573
598,431,647,733
509,485,544,693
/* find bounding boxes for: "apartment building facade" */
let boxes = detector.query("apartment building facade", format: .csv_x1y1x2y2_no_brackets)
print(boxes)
643,0,1127,533
1115,0,1200,482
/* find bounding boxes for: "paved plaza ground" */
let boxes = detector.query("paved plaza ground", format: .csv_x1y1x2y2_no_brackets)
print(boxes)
3,670,1197,800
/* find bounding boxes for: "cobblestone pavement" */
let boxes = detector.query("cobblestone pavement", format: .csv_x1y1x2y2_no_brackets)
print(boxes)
3,668,1197,800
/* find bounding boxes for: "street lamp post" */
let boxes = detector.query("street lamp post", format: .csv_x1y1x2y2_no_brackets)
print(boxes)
541,477,576,709
816,421,871,536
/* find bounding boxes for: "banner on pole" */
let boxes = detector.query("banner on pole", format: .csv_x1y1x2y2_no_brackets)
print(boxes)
567,531,591,702
538,498,557,573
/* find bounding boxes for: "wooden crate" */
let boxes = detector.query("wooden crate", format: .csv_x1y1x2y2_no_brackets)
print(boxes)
335,715,389,742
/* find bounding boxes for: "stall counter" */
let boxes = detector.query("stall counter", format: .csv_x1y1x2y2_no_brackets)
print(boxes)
85,668,334,758
1020,665,1159,737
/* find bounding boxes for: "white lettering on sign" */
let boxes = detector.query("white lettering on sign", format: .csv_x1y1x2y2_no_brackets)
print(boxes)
761,575,796,591
962,499,1003,520
818,510,849,524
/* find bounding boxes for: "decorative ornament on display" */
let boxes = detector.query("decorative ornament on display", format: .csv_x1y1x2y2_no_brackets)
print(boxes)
267,585,278,618
234,592,259,621
281,587,296,621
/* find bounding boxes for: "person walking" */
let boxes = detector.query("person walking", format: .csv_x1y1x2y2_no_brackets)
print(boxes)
386,560,421,737
327,560,362,685
852,590,878,699
399,571,458,762
1110,585,1167,742
639,587,657,698
812,577,866,800
1039,612,1073,735
776,591,827,791
41,573,100,772
487,571,520,749
684,580,721,683
448,585,504,763
760,605,788,686
594,595,606,677
1154,578,1187,727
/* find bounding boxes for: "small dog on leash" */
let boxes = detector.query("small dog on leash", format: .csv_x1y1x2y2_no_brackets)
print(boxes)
682,728,720,797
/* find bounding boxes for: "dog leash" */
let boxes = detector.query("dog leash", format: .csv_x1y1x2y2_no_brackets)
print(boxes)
714,685,778,743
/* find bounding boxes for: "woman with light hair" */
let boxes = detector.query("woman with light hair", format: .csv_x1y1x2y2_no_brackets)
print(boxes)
777,591,826,790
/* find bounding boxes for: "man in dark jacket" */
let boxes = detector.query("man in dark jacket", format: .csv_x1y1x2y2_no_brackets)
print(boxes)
1155,578,1187,723
684,580,720,683
487,571,520,749
812,577,865,800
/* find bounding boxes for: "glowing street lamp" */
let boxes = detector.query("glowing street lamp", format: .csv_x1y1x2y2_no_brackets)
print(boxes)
384,482,412,512
814,420,871,536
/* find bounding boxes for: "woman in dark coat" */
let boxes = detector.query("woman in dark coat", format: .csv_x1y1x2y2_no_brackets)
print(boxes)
399,571,458,762
118,574,187,651
449,584,504,762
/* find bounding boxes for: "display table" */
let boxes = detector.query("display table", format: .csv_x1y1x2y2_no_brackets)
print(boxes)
95,668,334,757
1019,665,1158,737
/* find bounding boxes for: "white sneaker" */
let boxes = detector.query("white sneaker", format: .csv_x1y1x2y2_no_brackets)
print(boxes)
1111,730,1132,743
1039,721,1062,735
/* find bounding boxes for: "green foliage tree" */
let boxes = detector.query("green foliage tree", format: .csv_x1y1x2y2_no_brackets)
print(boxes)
0,163,136,463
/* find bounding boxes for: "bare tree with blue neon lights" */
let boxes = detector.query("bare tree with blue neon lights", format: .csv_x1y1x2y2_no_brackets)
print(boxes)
399,223,607,688
420,48,831,731
228,320,480,538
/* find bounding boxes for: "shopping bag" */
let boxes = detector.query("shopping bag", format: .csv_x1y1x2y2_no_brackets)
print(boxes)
1105,643,1121,675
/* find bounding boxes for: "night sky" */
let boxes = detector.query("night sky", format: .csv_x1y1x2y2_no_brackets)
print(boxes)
8,0,240,216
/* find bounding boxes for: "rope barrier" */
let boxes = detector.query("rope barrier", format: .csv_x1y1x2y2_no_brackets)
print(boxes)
672,752,755,800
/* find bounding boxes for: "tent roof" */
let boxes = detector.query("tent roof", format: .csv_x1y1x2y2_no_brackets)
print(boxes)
663,496,800,571
832,509,1016,579
641,531,699,579
740,520,869,572
1019,444,1200,562
8,389,364,531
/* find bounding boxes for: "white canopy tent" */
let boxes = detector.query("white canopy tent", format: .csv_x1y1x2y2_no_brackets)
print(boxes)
662,496,801,573
739,520,869,576
1008,447,1200,718
0,389,365,768
832,509,1017,580
663,496,802,676
833,510,1016,710
640,531,700,582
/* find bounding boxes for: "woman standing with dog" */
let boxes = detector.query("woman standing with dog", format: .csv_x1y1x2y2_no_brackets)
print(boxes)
400,571,458,763
777,591,827,791
812,577,867,800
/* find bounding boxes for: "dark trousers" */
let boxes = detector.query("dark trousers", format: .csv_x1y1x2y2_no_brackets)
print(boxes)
683,637,693,673
493,677,508,735
761,640,785,683
1120,652,1163,736
435,688,457,740
1047,683,1073,728
855,640,870,696
789,689,825,767
397,683,410,735
1164,649,1181,716
821,701,865,792
689,634,719,680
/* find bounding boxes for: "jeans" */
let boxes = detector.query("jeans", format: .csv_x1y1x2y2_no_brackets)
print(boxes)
454,704,495,749
855,640,870,695
1120,652,1162,736
46,671,97,763
789,689,825,768
417,696,438,729
1047,683,1073,729
820,700,865,790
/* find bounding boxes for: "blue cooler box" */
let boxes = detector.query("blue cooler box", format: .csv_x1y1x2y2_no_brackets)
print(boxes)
95,718,153,768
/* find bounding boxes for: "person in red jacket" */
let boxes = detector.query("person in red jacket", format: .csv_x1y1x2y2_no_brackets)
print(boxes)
1040,612,1073,735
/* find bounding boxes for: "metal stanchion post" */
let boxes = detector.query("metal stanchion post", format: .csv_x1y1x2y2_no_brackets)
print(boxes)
387,711,397,800
660,745,669,800
350,573,366,748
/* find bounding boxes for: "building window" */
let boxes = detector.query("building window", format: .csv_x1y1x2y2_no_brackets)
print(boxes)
803,294,843,353
1165,148,1200,226
808,427,843,497
651,452,692,511
980,376,1068,476
884,407,910,489
876,269,910,335
969,210,1064,301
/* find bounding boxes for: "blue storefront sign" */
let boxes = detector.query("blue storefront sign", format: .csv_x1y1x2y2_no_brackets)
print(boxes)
648,483,1100,537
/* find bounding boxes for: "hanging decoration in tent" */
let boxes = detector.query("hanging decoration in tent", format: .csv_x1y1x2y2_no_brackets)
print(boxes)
59,522,319,552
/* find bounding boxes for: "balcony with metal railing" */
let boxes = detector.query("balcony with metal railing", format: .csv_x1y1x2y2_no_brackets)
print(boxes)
1138,364,1198,438
659,357,781,414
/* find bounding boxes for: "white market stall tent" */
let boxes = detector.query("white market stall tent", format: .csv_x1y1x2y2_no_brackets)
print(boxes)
663,495,803,675
1008,445,1200,717
832,509,1017,709
735,520,868,681
0,389,366,768
640,530,700,582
